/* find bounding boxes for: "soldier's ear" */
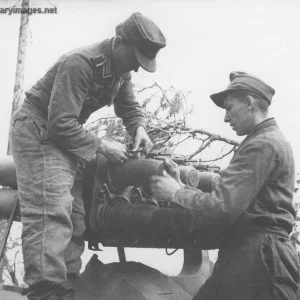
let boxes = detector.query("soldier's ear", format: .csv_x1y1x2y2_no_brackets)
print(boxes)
246,95,254,109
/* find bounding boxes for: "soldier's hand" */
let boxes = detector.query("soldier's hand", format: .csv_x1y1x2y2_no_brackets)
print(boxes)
163,158,183,186
150,170,182,202
98,138,129,165
132,126,153,155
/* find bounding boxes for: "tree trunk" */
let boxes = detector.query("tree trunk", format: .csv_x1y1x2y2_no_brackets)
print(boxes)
7,0,30,155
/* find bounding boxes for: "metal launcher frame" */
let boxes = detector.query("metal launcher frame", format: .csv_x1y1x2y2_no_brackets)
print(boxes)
0,153,220,280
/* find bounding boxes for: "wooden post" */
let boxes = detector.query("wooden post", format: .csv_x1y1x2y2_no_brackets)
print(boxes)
7,0,30,155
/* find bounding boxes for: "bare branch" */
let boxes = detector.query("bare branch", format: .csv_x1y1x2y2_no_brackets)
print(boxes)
10,0,21,8
147,120,240,148
200,146,237,162
147,125,172,134
153,81,171,105
182,128,240,147
135,83,157,93
13,250,20,273
2,269,13,283
187,137,215,159
172,135,191,147
145,113,175,127
154,136,172,146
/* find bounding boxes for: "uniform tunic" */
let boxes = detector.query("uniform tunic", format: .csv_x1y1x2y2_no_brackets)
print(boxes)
24,38,146,160
172,118,300,299
10,38,146,299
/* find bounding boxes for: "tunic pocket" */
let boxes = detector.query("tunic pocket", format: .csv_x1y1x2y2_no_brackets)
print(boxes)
260,234,300,297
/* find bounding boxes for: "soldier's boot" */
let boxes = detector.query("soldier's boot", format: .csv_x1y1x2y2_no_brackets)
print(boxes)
56,281,75,300
26,281,59,300
26,280,75,300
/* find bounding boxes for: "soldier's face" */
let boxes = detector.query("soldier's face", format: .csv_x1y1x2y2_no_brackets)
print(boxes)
113,42,140,74
223,93,253,136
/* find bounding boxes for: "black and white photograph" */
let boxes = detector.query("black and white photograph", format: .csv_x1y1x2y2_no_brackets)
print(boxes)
0,0,300,299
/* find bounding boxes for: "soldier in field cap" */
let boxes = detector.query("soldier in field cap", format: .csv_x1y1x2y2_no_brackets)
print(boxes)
116,12,166,73
150,71,300,299
210,71,275,108
10,12,166,300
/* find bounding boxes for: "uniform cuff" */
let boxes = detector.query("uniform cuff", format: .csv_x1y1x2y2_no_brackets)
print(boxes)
79,136,102,161
127,121,147,137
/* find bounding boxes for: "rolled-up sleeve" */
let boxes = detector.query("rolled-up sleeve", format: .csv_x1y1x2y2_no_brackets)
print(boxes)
173,139,276,235
47,54,102,161
114,72,146,137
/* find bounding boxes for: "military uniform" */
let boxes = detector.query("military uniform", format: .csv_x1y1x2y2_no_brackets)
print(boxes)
24,38,146,161
170,73,300,299
10,12,166,300
174,118,299,299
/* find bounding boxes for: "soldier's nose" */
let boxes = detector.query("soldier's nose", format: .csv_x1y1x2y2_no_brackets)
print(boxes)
224,112,230,123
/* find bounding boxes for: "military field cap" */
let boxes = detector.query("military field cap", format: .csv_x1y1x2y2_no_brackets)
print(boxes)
210,71,275,108
116,12,166,72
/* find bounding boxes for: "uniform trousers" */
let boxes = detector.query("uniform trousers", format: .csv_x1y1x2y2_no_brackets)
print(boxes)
10,103,86,300
194,231,300,300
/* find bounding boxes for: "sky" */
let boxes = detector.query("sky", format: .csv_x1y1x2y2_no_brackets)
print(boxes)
1,0,300,276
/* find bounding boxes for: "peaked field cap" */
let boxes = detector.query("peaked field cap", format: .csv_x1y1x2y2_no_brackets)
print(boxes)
210,71,275,108
117,12,166,72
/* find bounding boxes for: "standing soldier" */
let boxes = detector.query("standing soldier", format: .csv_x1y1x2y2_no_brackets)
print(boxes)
10,12,166,300
150,72,300,300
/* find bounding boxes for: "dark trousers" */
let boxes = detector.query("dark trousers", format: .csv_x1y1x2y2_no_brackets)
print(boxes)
194,232,300,300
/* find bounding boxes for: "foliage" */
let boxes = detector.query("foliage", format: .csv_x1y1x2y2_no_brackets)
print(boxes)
85,82,239,163
291,173,300,247
0,217,24,287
